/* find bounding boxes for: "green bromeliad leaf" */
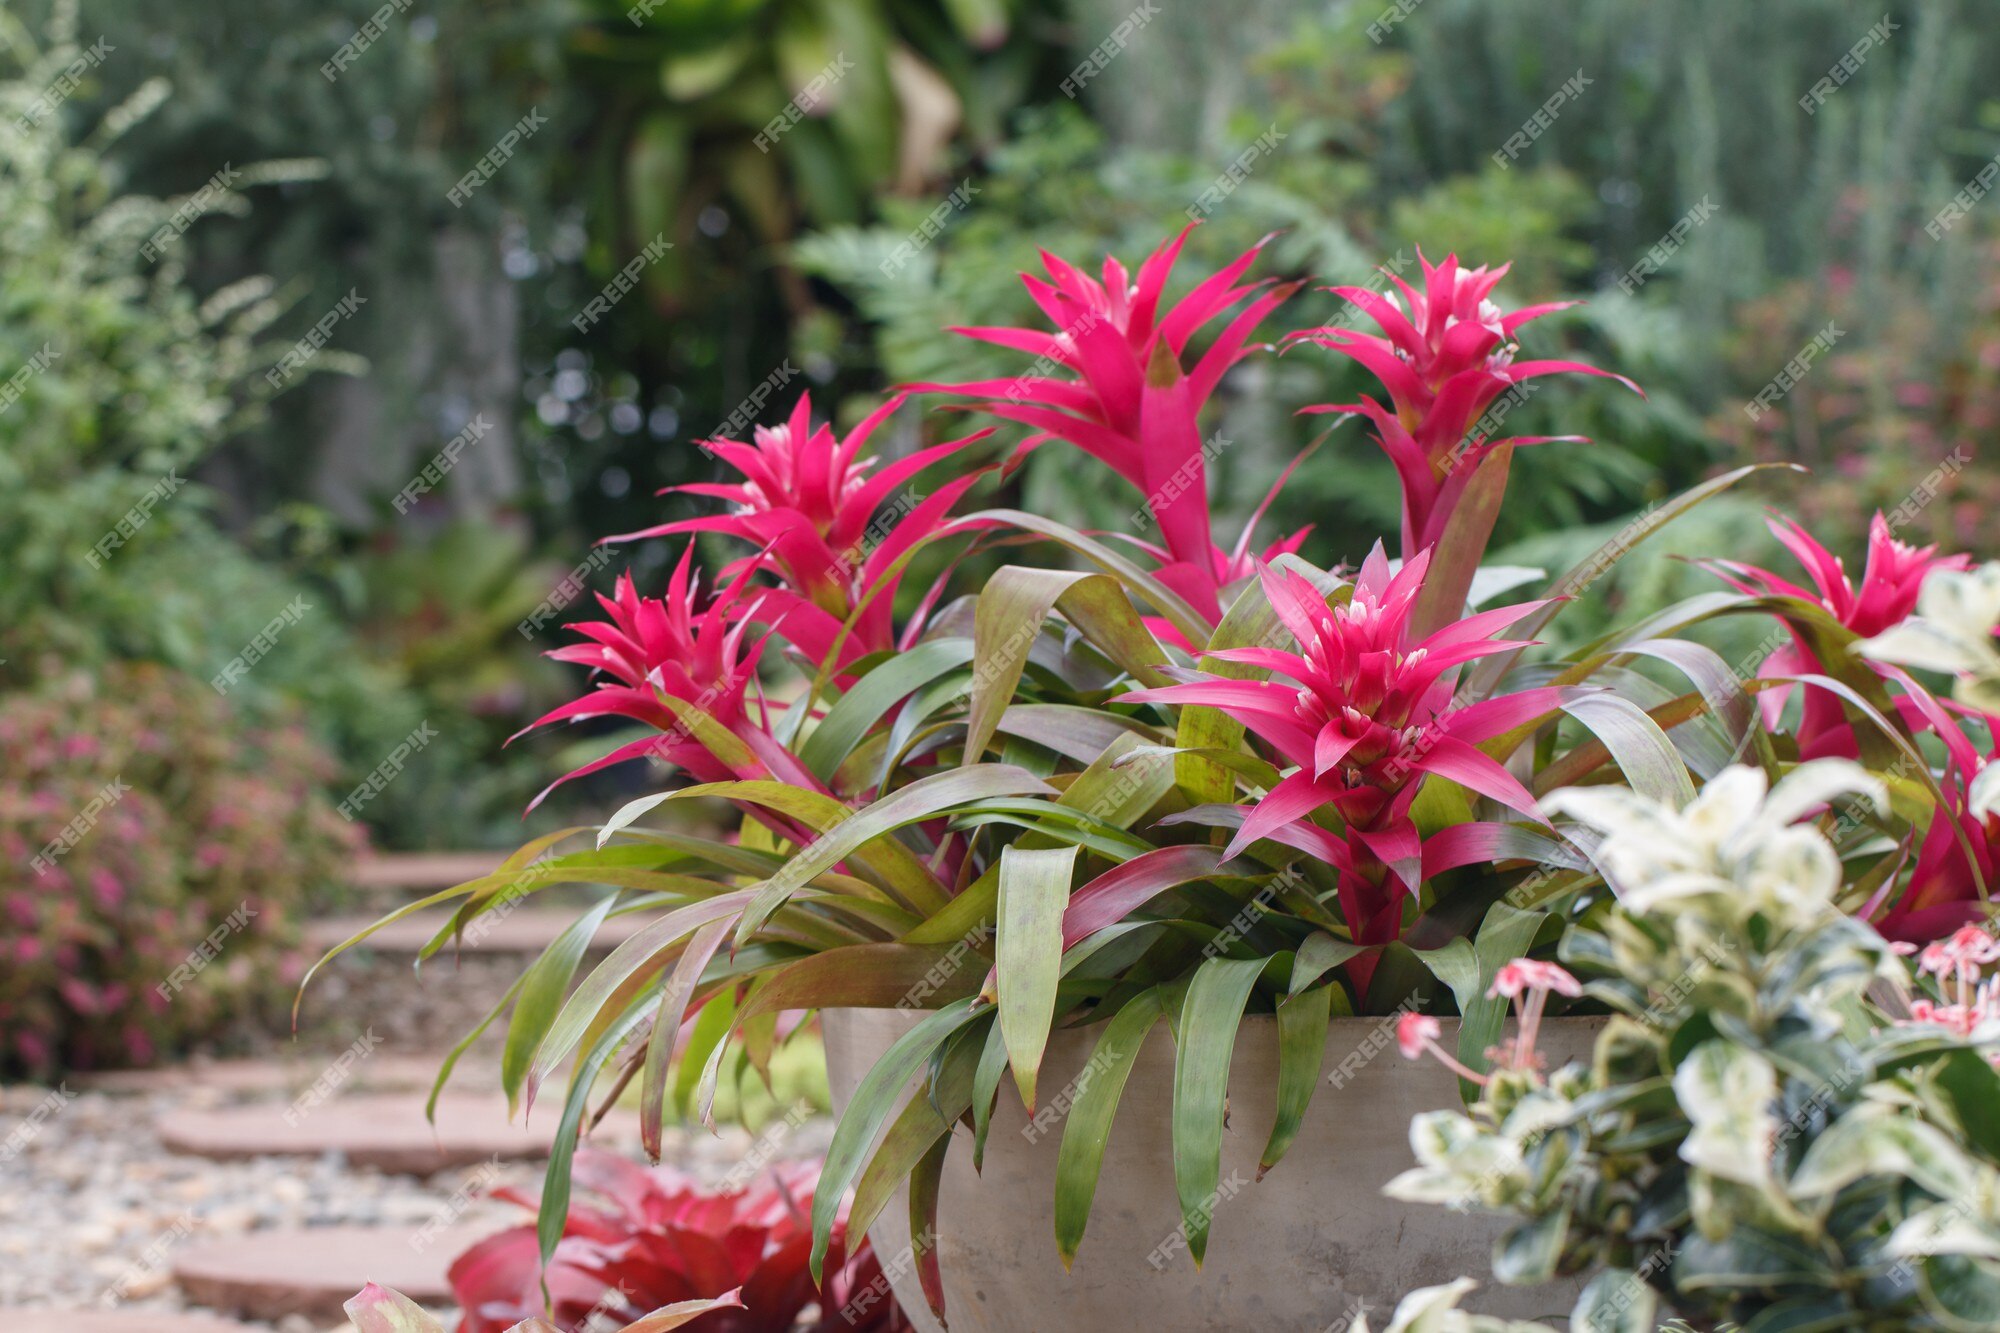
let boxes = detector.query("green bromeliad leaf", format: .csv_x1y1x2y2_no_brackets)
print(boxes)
732,764,1058,945
963,564,1176,765
1171,955,1269,1266
996,844,1081,1111
1052,988,1164,1266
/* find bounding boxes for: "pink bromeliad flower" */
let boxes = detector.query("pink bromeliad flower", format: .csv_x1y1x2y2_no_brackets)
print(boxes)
913,225,1309,628
606,393,993,669
1292,251,1640,571
514,549,818,808
1704,512,1970,758
1126,545,1574,990
1875,722,1998,942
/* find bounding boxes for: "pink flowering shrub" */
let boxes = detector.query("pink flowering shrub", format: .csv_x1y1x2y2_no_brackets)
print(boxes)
0,662,358,1074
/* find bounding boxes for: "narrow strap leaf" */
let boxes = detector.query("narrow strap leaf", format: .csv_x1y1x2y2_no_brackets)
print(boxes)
1171,956,1269,1267
847,1029,980,1248
639,916,732,1161
997,845,1082,1110
1053,988,1164,1266
909,1133,952,1322
1260,982,1333,1177
502,896,617,1116
799,637,975,780
970,1016,1011,1172
811,998,982,1280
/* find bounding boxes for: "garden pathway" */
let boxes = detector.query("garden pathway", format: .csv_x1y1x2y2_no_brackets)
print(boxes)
0,854,828,1331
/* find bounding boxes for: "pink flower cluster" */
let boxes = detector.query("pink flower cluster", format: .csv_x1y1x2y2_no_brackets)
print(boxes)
1396,959,1582,1084
1897,925,2000,1044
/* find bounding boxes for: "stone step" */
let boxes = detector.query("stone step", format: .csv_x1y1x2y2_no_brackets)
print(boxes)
77,1051,459,1098
155,1091,638,1174
349,850,505,893
173,1222,489,1323
307,906,648,956
2,1313,258,1332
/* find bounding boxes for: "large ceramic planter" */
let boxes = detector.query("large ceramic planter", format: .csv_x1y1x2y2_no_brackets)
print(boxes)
824,1008,1604,1332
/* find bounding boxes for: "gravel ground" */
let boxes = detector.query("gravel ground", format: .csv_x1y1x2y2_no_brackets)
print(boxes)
0,1073,833,1330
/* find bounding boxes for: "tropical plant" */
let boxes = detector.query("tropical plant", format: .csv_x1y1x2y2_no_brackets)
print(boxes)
1383,759,2000,1330
0,662,360,1075
0,7,331,677
312,228,2000,1325
569,0,1066,308
447,1151,908,1333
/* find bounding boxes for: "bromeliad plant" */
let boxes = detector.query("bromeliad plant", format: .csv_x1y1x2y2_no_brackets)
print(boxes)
308,228,2000,1323
448,1153,908,1333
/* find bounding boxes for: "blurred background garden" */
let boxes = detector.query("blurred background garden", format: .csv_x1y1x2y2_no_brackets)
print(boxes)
5,0,1999,1074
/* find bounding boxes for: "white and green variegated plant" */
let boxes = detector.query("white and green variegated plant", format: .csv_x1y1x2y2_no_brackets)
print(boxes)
1385,762,2000,1331
308,229,2000,1328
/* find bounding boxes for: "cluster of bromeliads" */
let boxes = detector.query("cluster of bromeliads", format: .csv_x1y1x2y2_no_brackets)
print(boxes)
324,226,2000,1330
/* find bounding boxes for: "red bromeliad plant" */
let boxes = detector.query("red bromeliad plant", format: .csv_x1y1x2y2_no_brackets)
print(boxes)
1123,548,1572,994
448,1154,908,1333
311,226,2000,1324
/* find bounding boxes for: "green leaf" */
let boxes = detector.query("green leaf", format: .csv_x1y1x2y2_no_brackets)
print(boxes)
1737,1295,1867,1333
1568,1269,1658,1333
1289,932,1362,996
800,637,975,779
997,845,1081,1111
738,942,987,1020
672,985,736,1118
1933,1048,2000,1160
811,997,983,1279
970,1016,1011,1171
1790,1102,1976,1200
1492,1202,1570,1285
292,825,589,1019
1415,902,1548,1094
428,972,528,1126
846,1029,979,1249
1053,989,1164,1266
996,704,1154,765
525,892,755,1111
910,1132,952,1321
734,764,1057,944
955,508,1211,646
502,897,617,1116
1260,982,1332,1177
1919,1254,2000,1330
1172,956,1268,1266
1465,462,1792,698
539,992,652,1267
663,779,948,915
1555,692,1696,808
638,916,733,1161
963,565,1174,764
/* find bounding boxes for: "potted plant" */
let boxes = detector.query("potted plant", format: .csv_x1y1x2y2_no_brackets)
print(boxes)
309,230,1993,1328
